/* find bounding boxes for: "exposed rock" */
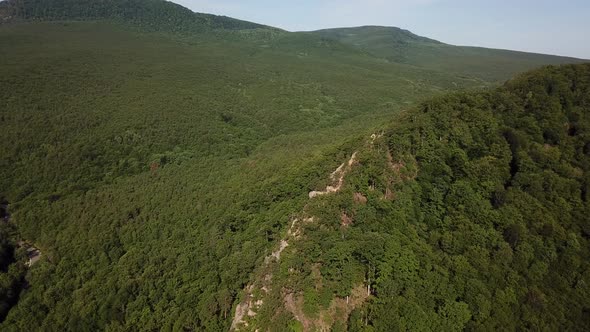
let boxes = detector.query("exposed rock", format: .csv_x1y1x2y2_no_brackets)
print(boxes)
340,212,353,227
284,284,370,332
309,152,357,199
233,150,361,330
353,192,367,204
271,240,289,261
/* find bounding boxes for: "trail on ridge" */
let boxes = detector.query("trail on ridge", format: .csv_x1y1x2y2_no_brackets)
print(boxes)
230,151,358,330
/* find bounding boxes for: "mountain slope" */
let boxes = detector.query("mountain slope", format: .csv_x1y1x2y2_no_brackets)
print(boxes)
0,18,484,330
0,0,275,32
0,0,587,330
234,63,590,331
314,26,587,81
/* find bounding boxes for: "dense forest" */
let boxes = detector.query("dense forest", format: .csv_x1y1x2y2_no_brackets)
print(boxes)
0,212,27,323
313,26,584,82
239,63,590,331
0,0,271,32
0,0,588,331
0,18,476,332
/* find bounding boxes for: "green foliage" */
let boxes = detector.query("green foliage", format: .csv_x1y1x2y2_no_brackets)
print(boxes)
314,26,587,82
0,1,587,330
0,222,26,323
281,63,590,331
288,319,303,332
0,17,476,331
302,287,319,317
2,0,272,32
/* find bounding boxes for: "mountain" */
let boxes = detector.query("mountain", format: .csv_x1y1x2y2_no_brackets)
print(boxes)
314,25,442,48
313,26,586,81
230,63,590,331
1,0,583,83
0,0,587,330
0,12,483,332
0,0,275,32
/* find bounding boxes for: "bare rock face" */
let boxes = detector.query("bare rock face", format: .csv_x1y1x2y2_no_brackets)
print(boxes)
308,152,357,199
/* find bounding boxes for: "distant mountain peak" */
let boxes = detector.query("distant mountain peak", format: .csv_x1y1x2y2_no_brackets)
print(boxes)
310,24,584,81
313,25,442,45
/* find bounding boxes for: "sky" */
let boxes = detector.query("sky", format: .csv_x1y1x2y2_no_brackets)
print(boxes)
173,0,590,59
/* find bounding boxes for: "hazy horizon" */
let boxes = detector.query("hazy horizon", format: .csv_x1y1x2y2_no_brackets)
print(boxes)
173,0,590,59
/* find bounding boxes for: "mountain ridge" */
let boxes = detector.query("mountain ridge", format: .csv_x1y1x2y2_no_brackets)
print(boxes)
224,63,590,331
309,25,586,81
313,25,443,45
1,0,586,60
312,25,587,60
0,0,278,32
2,0,585,83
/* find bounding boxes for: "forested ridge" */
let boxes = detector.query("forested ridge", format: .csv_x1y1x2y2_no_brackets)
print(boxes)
235,63,590,331
0,18,478,331
0,0,272,32
0,0,588,330
313,26,586,82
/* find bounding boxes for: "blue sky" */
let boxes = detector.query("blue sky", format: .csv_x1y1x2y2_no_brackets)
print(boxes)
173,0,590,59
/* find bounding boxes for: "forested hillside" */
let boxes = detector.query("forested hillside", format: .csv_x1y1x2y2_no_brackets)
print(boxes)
314,26,586,81
0,17,481,332
234,64,590,331
0,0,587,331
0,0,272,32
